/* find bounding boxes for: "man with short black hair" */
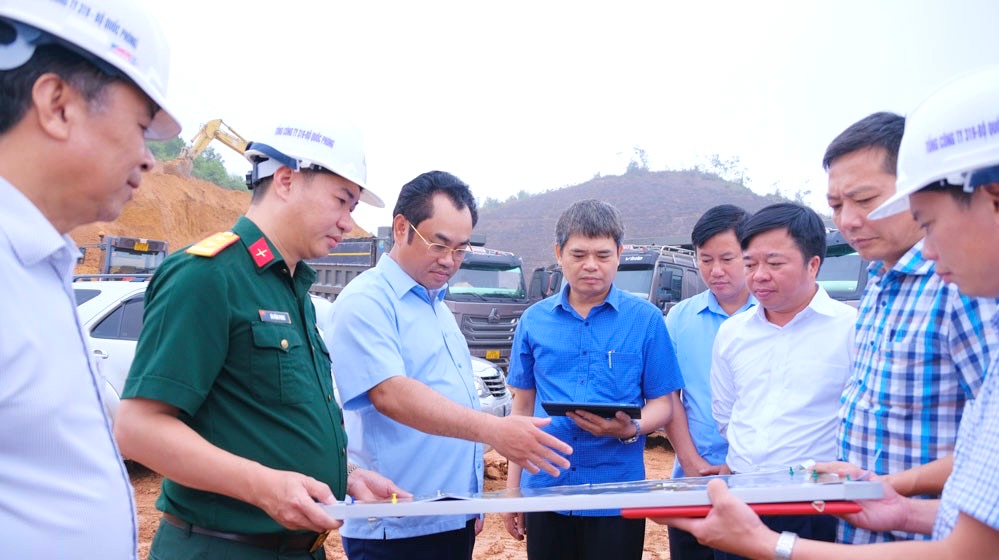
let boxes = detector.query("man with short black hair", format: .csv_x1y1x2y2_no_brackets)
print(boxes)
711,203,856,555
503,199,683,560
663,204,756,560
825,112,998,544
329,171,573,560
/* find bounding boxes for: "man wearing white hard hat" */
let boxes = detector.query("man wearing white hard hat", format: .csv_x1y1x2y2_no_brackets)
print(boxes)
116,120,405,560
0,0,180,557
650,66,999,559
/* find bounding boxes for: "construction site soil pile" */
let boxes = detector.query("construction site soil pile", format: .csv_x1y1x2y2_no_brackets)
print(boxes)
70,170,369,274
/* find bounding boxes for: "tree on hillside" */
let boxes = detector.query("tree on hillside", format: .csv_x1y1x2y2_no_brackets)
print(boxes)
148,137,184,160
147,140,247,191
626,146,649,174
191,147,247,191
479,190,534,210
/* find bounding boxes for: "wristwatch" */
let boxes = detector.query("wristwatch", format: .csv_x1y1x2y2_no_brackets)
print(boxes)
619,419,642,444
774,531,797,560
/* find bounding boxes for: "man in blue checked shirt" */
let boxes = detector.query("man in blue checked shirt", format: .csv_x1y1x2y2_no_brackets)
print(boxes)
824,112,999,544
503,199,683,560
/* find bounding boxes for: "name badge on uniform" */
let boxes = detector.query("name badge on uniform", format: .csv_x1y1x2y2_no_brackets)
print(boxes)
259,310,292,324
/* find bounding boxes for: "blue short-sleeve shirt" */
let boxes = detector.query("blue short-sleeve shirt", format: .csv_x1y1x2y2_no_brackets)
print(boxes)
507,283,683,514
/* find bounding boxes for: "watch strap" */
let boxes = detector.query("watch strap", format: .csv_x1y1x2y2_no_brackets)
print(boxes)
774,531,797,560
619,418,642,444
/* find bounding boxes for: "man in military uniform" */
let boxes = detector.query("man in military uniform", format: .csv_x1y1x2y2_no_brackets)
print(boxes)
115,120,404,560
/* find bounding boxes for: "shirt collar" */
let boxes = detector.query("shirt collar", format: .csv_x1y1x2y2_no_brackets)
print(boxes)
752,284,840,324
0,177,78,269
703,290,758,317
231,216,287,274
870,239,934,279
554,282,621,313
379,254,447,304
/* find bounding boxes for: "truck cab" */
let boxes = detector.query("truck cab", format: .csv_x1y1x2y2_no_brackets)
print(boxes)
445,246,529,370
617,245,706,314
307,231,531,372
817,230,869,307
78,236,168,276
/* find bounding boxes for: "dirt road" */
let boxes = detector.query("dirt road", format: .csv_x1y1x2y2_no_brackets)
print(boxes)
131,437,676,559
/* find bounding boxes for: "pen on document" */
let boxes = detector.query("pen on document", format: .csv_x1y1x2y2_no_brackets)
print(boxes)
608,350,615,369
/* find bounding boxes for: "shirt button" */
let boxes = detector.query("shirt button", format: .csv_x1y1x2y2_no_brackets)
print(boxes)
582,351,587,355
280,339,289,349
584,321,589,326
328,394,333,402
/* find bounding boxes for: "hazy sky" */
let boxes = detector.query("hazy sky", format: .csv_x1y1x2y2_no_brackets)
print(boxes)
146,0,999,232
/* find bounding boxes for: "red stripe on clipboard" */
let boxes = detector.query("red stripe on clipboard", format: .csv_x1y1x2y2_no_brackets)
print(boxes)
621,501,862,518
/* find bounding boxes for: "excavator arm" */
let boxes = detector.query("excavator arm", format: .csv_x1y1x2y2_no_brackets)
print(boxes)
164,118,249,176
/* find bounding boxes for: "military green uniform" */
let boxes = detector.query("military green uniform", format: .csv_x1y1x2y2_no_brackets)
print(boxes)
124,216,346,557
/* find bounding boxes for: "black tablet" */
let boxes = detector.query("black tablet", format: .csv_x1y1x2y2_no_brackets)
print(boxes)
541,401,641,419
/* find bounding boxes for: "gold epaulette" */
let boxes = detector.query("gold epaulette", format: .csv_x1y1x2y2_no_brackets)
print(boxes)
186,231,240,257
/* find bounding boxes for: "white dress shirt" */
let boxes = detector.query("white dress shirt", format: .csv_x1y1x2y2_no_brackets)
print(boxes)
711,286,856,474
0,178,136,558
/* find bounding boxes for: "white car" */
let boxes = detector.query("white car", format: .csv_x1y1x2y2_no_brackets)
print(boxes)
73,279,149,420
72,281,512,422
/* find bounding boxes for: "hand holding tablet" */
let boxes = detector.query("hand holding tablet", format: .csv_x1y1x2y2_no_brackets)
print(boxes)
541,401,642,419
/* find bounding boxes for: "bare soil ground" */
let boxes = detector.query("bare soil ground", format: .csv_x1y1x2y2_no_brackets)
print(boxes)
130,436,675,560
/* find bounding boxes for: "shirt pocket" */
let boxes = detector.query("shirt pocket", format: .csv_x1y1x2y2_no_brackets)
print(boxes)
250,322,311,404
880,337,936,408
604,351,643,402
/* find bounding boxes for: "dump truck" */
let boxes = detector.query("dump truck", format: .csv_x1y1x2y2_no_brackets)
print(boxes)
308,229,530,370
77,235,169,276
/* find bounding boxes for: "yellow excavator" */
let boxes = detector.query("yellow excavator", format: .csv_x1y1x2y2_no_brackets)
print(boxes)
162,118,248,176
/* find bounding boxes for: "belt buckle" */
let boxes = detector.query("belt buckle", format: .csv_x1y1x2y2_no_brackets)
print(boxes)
309,530,330,553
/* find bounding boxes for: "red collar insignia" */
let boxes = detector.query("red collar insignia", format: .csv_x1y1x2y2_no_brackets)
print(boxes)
248,237,274,268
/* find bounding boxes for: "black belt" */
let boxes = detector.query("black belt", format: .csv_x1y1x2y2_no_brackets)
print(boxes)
162,512,328,553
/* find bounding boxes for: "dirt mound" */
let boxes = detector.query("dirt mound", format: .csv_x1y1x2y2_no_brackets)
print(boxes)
70,171,370,274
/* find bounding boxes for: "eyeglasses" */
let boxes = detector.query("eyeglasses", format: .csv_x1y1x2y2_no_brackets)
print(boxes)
409,223,471,261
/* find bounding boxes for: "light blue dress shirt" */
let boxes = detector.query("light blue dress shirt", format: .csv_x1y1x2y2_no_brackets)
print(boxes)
0,178,136,558
328,255,483,539
664,289,756,477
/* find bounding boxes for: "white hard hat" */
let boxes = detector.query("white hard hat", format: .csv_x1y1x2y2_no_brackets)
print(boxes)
0,0,180,140
871,66,999,219
244,121,385,208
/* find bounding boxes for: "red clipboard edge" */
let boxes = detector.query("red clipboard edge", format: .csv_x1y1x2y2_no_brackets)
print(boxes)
621,500,862,518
